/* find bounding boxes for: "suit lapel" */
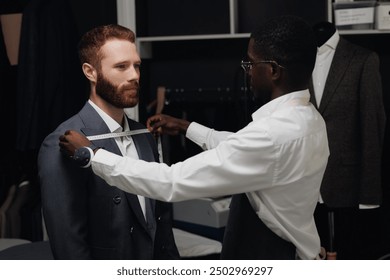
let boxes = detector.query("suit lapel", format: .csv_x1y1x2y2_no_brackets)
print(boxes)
78,103,121,155
128,119,155,162
128,118,157,208
308,80,318,109
318,38,353,113
128,118,157,237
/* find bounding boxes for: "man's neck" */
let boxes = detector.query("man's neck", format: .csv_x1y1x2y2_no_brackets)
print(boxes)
89,96,125,125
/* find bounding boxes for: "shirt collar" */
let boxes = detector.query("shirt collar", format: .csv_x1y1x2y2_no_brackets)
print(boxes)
252,89,311,121
88,100,129,133
318,29,339,54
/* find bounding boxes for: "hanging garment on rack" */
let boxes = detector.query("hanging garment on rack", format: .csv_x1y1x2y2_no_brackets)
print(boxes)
15,0,85,151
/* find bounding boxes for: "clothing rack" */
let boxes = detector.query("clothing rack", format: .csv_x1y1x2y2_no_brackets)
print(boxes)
164,87,249,104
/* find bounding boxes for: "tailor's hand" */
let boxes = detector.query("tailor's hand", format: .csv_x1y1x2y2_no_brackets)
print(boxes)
146,114,190,136
59,130,91,157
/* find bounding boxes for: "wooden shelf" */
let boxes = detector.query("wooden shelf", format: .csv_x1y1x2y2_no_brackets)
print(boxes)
339,29,390,35
137,33,251,42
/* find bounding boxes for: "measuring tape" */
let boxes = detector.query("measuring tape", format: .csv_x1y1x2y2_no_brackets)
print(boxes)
86,128,150,141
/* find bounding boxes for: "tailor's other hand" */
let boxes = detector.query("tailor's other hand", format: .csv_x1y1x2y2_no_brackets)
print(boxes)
59,130,91,157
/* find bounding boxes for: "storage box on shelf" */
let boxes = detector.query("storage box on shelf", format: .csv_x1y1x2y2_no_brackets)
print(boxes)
333,1,377,30
376,2,390,30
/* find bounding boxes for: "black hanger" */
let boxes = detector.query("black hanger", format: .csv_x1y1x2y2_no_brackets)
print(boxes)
312,21,336,47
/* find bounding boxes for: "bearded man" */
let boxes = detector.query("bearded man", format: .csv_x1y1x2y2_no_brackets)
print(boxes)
37,24,179,260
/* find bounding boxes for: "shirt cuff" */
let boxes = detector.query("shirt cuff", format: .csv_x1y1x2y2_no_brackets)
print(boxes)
92,148,124,166
186,122,212,148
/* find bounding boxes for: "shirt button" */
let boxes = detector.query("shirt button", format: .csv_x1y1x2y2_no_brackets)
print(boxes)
130,227,134,233
157,216,162,221
113,195,121,204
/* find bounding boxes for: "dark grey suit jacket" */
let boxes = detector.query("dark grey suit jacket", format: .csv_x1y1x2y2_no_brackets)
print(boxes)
310,38,386,208
38,102,179,259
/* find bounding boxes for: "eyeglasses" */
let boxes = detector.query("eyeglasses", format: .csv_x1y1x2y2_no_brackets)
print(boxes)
240,60,286,72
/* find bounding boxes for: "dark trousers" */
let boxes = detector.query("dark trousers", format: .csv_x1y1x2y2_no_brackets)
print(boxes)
221,194,295,260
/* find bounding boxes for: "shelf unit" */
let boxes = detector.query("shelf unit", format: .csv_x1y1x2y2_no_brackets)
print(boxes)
117,0,390,58
115,0,390,122
118,0,249,58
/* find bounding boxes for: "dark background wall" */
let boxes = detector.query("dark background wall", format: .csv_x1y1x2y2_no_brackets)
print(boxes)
68,0,117,37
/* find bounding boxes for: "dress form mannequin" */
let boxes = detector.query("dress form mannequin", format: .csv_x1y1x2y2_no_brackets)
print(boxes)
312,21,336,47
310,21,386,259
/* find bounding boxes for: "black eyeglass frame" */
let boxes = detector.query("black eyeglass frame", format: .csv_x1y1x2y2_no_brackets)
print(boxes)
240,60,286,72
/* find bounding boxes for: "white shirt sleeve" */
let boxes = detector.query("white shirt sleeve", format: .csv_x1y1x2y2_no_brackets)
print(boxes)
91,123,275,202
186,122,233,150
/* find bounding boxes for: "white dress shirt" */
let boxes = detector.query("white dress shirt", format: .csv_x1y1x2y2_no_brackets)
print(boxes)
312,30,339,106
91,90,330,259
88,100,147,219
